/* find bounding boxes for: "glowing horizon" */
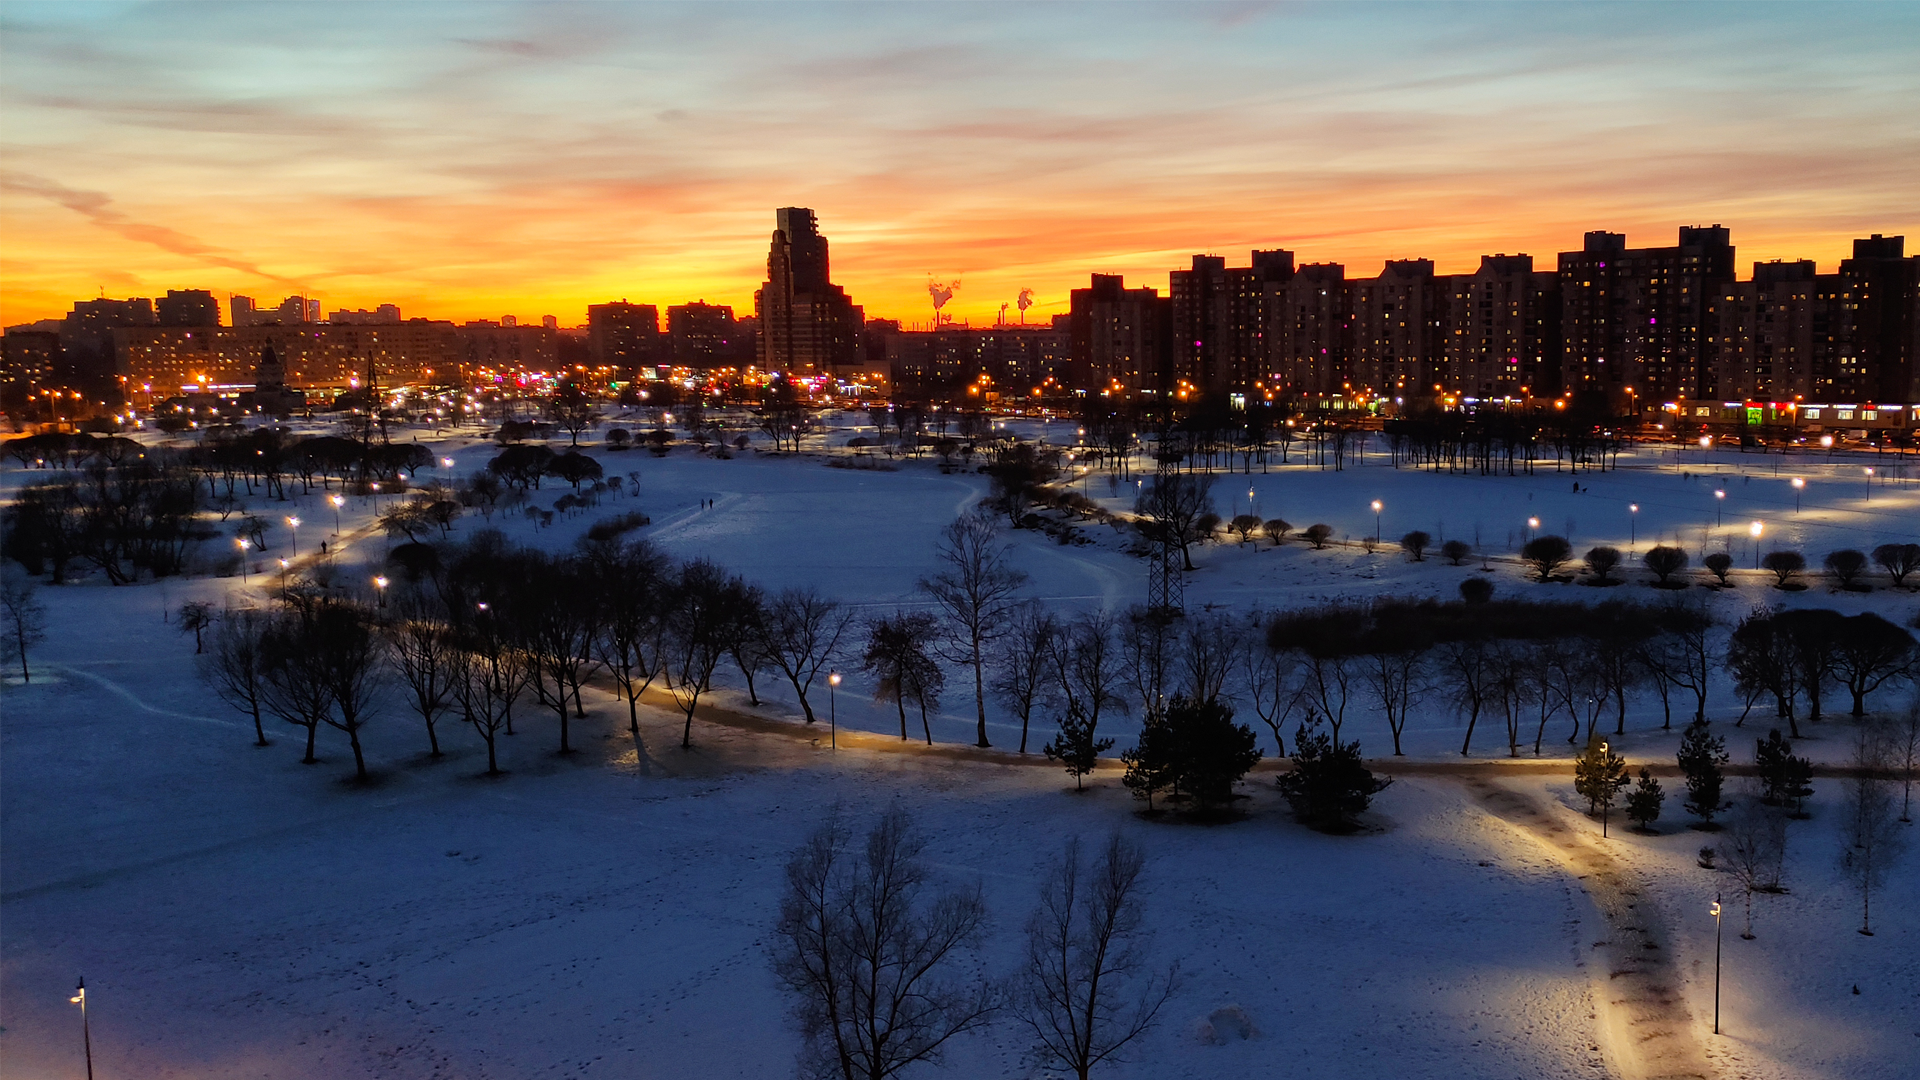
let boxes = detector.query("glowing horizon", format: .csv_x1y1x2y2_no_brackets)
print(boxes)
3,3,1916,330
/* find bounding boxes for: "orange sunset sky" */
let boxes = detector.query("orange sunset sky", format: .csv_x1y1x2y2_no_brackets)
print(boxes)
3,2,1917,330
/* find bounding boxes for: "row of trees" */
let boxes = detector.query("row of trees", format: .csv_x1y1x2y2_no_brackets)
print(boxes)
1576,709,1917,937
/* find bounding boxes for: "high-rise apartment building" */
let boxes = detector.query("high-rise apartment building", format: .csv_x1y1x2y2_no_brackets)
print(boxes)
1438,254,1561,401
1351,259,1441,400
756,208,863,375
1069,275,1170,397
329,305,402,325
1267,264,1351,399
1559,226,1736,406
157,289,221,327
1841,234,1920,403
1170,250,1293,398
667,301,745,366
586,302,660,373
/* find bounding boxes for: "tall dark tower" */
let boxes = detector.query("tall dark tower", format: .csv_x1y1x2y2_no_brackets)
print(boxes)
757,208,862,376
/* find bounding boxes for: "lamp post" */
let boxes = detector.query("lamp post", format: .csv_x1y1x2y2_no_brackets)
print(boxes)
1864,467,1874,503
828,671,841,749
286,516,300,556
331,493,345,535
1714,488,1725,527
374,575,389,608
1371,500,1382,544
1710,896,1724,1035
1749,521,1763,569
1629,503,1639,549
236,537,250,581
1791,476,1804,513
442,456,455,470
70,977,93,1080
1599,741,1611,838
1526,517,1539,546
279,558,290,589
1248,485,1256,518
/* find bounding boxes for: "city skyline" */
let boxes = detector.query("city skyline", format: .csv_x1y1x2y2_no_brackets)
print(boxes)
4,3,1918,329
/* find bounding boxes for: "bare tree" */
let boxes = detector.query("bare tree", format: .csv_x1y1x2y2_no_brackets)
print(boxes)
862,611,946,744
260,609,334,764
1052,612,1127,741
757,586,854,726
1118,608,1174,710
1268,604,1366,743
177,600,215,653
991,604,1058,753
724,581,774,705
920,510,1029,747
2,569,48,683
1838,770,1905,936
311,601,385,781
1134,473,1216,570
589,539,672,734
1720,799,1787,938
666,559,739,749
524,554,602,752
450,633,524,776
1437,634,1496,757
772,809,996,1080
1359,607,1431,756
1887,701,1919,821
1176,611,1241,705
1013,834,1178,1080
200,607,271,746
387,604,457,757
1243,633,1298,757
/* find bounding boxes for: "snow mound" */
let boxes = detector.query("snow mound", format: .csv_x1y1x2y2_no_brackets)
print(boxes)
1194,1003,1259,1044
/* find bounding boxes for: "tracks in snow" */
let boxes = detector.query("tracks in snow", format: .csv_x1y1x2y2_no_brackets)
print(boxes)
1466,777,1714,1080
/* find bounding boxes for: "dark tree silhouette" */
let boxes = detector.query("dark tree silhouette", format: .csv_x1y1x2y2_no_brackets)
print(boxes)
1643,545,1689,585
1625,768,1665,831
1013,834,1178,1080
921,510,1029,748
200,607,270,746
772,809,996,1080
1754,729,1814,815
1678,719,1729,827
1829,613,1916,716
1522,535,1573,581
1440,538,1472,565
1045,704,1114,792
1703,552,1734,585
991,604,1058,754
1761,550,1805,587
666,559,740,749
1584,545,1622,584
862,611,946,744
1399,530,1430,561
1133,473,1216,570
1301,523,1334,549
176,601,214,653
1824,548,1868,589
1870,542,1920,588
1275,716,1391,831
762,586,855,727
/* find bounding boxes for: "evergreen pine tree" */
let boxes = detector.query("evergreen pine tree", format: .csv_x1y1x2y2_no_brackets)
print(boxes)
1678,718,1729,826
1275,715,1391,831
1044,704,1114,792
1754,729,1814,816
1170,696,1263,812
1574,734,1630,816
1625,767,1665,831
1121,705,1178,810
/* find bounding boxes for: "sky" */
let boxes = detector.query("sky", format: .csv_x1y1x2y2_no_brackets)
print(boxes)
2,1,1917,329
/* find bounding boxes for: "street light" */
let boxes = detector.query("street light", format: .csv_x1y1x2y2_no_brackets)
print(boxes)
1629,503,1639,549
286,515,300,556
442,457,455,469
1749,521,1763,568
1791,476,1804,513
828,671,841,749
1864,466,1874,503
1714,488,1725,527
1371,500,1382,544
236,537,250,581
70,977,94,1080
331,493,345,535
279,557,290,588
1710,896,1724,1035
374,575,389,607
1599,741,1611,838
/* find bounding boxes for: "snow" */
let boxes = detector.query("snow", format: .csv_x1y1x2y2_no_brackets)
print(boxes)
3,423,1917,1077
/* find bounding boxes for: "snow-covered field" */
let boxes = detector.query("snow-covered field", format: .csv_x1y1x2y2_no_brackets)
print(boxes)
3,423,1917,1078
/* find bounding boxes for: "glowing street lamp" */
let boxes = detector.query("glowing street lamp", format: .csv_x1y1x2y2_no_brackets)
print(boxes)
374,575,389,607
1791,476,1805,513
279,557,290,588
1629,503,1639,548
1599,741,1612,838
828,671,842,749
442,457,455,469
1714,488,1726,526
236,537,250,581
330,493,346,535
285,515,300,556
1749,521,1764,568
70,977,94,1080
1864,467,1874,503
1371,500,1383,544
1525,517,1539,546
1710,896,1724,1035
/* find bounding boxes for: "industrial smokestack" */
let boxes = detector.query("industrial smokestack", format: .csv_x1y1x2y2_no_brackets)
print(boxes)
1016,288,1033,324
928,279,958,327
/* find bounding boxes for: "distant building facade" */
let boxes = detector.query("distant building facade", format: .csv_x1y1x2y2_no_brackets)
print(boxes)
756,207,863,375
667,301,751,366
119,322,467,405
156,289,221,327
586,301,660,373
1069,274,1170,397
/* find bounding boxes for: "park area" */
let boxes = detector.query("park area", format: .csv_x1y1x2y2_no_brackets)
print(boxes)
2,416,1918,1078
